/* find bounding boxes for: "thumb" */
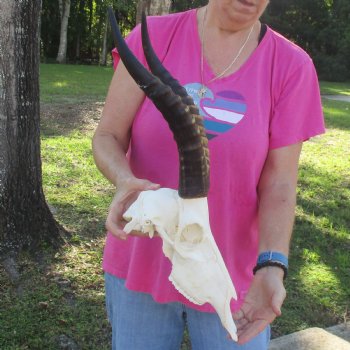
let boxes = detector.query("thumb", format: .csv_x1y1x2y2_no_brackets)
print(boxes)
271,287,286,316
137,179,160,191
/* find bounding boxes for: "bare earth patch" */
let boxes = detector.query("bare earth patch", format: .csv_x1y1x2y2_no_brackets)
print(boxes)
41,102,104,135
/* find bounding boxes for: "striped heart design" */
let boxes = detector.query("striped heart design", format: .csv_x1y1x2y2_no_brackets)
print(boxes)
185,83,246,140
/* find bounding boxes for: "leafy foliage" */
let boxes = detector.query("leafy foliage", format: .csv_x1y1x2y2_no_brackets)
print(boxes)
171,0,206,12
263,0,350,81
41,0,137,64
41,1,350,79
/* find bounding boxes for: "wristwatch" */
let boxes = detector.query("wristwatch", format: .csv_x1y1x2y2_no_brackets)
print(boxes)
253,251,289,279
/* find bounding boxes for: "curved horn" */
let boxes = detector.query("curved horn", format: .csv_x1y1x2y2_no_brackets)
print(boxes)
107,7,156,88
141,12,188,99
108,7,209,198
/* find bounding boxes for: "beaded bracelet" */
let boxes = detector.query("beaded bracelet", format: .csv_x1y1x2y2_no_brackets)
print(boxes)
253,261,288,280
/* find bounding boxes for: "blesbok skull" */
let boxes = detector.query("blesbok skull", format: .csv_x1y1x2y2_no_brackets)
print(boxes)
123,189,238,340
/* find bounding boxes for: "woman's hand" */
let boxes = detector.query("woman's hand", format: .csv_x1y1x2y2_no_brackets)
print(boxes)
106,177,160,240
231,143,301,344
232,266,286,344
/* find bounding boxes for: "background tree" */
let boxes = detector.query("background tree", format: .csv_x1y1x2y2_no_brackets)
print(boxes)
41,0,61,60
136,0,172,23
0,0,63,260
171,0,206,12
263,0,350,81
56,0,71,63
40,1,350,79
100,9,109,66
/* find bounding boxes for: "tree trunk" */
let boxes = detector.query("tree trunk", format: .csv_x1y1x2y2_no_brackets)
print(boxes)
75,0,85,62
56,0,71,63
0,0,63,257
136,0,172,24
100,12,108,66
75,33,81,62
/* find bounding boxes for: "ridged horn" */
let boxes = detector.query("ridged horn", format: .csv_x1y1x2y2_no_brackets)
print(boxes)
108,7,209,198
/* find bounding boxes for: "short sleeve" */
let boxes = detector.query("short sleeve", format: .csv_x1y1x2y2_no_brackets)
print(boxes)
269,58,325,149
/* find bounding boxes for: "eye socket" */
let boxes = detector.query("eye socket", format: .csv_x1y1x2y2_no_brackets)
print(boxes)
179,224,203,244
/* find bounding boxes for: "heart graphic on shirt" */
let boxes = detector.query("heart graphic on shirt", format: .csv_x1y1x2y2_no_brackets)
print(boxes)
184,83,247,140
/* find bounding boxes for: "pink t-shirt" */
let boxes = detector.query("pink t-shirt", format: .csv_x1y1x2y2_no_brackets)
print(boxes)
103,9,325,312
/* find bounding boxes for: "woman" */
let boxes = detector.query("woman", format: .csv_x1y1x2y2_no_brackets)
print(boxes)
92,1,325,349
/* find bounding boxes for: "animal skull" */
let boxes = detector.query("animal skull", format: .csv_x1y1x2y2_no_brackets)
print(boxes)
123,188,238,341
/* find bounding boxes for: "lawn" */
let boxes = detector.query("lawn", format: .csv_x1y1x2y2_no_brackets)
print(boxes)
40,63,113,103
0,64,349,349
319,81,350,96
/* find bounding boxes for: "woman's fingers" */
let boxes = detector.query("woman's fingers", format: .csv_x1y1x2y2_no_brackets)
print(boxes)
106,205,127,240
271,287,286,316
237,319,268,345
106,178,161,241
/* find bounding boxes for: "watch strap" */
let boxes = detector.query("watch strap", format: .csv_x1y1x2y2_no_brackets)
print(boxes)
257,251,289,268
253,261,288,280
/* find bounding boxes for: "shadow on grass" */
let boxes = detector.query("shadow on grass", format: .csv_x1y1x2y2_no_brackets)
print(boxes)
41,101,103,137
319,81,350,96
323,99,350,131
0,250,112,350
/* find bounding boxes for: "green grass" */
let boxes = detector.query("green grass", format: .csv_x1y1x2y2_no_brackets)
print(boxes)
319,81,350,96
1,64,115,349
40,64,113,103
272,98,350,336
0,66,349,349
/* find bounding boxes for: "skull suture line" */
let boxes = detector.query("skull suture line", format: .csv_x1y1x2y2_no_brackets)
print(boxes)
108,8,238,341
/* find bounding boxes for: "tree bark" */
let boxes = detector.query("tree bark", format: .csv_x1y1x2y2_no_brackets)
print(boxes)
75,0,85,62
56,0,71,63
100,12,108,66
0,0,63,257
136,0,172,24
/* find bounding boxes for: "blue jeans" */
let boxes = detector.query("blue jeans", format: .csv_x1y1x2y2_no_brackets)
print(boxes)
105,273,270,350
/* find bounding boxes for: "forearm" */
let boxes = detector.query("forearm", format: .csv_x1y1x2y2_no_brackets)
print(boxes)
257,182,297,256
92,131,134,187
93,129,160,240
234,176,297,344
92,60,146,187
257,143,302,257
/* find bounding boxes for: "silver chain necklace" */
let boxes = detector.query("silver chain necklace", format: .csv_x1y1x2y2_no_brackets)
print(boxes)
198,7,255,98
